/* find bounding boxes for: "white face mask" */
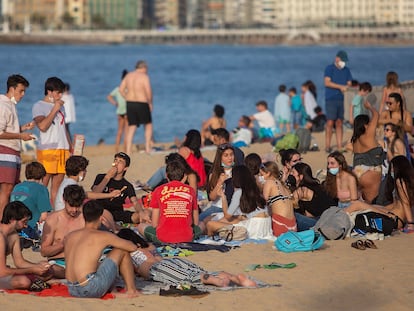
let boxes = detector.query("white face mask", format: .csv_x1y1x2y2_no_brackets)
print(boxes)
258,175,265,184
10,96,17,104
337,61,345,69
78,174,84,182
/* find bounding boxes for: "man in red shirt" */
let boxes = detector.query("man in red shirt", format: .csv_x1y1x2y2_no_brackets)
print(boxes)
138,161,201,243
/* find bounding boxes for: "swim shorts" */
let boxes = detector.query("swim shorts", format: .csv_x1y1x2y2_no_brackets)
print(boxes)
127,101,152,126
0,145,21,184
67,257,118,298
36,149,69,174
325,99,344,121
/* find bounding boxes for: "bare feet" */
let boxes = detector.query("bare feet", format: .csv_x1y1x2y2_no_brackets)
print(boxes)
201,273,230,287
113,289,140,298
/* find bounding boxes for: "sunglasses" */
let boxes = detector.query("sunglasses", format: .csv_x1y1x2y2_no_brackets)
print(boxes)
384,128,392,132
386,101,393,106
218,143,234,151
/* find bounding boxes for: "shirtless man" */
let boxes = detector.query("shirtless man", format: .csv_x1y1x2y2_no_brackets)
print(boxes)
119,60,153,154
0,201,51,290
201,104,226,146
40,184,86,278
64,200,139,298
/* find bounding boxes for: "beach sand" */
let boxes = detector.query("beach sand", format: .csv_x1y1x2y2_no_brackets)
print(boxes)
5,131,413,311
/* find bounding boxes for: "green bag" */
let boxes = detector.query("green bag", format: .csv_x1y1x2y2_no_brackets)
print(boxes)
273,133,299,152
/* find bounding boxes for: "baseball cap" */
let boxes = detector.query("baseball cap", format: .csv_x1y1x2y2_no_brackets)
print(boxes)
114,152,130,167
336,50,348,62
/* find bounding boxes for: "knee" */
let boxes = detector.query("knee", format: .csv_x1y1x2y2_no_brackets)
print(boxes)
11,275,32,289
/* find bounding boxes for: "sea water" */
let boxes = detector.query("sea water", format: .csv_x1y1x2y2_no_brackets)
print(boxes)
0,44,413,145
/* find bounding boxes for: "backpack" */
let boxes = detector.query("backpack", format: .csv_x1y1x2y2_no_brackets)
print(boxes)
313,206,352,240
273,133,299,152
295,128,311,153
274,230,325,253
353,212,397,236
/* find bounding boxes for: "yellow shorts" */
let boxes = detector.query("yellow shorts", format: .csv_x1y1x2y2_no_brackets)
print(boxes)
37,149,69,174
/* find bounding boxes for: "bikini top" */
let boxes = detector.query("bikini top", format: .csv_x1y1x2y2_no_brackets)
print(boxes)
267,180,292,205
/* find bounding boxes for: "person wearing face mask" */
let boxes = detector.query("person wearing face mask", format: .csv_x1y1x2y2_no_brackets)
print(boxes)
199,144,235,222
10,162,52,241
54,156,121,217
0,74,34,217
32,77,72,211
290,162,337,231
323,151,358,208
324,50,353,153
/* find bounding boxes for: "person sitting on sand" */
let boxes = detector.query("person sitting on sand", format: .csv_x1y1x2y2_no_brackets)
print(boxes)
0,201,52,290
261,161,296,237
344,155,414,233
119,227,257,288
64,200,140,298
201,104,226,146
91,152,150,224
205,165,273,240
145,152,199,192
54,155,121,214
137,160,202,243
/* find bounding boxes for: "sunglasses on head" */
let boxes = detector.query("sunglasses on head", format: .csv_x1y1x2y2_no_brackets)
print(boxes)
218,143,233,151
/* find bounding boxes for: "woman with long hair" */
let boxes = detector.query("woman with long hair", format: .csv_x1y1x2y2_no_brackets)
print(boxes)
178,129,206,188
199,143,235,221
351,101,383,203
290,162,337,231
379,71,405,114
324,151,358,208
383,122,407,161
261,161,296,236
278,148,302,184
379,93,412,162
206,165,272,239
346,155,414,233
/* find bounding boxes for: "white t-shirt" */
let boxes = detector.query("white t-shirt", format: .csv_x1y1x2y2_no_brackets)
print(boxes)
61,93,76,124
253,110,276,128
232,127,252,146
32,100,69,150
303,90,317,120
54,177,77,211
0,94,21,151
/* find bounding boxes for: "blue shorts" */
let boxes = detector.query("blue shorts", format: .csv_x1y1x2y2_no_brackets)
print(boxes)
325,99,344,121
292,111,302,125
67,257,118,298
0,275,13,290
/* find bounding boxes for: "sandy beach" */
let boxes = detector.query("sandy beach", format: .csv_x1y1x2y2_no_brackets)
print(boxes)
5,131,413,311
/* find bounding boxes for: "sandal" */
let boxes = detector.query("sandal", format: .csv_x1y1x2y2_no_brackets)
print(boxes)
262,262,297,269
351,240,366,250
29,279,50,292
364,239,377,249
159,285,209,298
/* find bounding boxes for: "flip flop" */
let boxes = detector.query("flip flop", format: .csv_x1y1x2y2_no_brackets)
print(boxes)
262,262,297,269
351,240,366,250
364,239,377,249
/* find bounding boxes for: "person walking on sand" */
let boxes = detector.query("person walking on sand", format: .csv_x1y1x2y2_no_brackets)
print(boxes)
119,60,153,154
64,200,140,298
324,50,353,153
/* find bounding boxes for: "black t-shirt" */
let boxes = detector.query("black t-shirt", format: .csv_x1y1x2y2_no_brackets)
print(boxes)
298,184,336,217
92,174,136,212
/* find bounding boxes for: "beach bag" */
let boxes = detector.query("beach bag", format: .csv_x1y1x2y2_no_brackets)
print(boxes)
295,128,311,153
313,206,352,240
354,212,397,236
274,230,325,253
216,225,247,242
273,133,299,152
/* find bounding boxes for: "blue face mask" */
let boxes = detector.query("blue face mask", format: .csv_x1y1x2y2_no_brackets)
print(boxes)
221,162,234,169
329,167,339,176
390,171,395,179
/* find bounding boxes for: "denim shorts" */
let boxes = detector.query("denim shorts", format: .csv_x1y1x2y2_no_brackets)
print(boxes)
67,257,118,298
325,99,344,121
0,275,13,290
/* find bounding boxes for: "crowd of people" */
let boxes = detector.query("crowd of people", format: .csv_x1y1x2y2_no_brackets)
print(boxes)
1,51,414,298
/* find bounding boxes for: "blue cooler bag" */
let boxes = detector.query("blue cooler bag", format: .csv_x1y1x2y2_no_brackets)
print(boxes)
275,229,325,253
